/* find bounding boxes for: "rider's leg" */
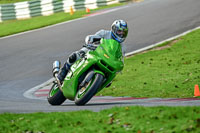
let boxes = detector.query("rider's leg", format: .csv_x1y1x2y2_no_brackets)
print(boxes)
57,52,77,82
57,48,89,83
57,62,70,82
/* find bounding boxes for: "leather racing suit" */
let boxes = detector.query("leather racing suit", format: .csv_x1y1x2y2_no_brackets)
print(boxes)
57,29,126,82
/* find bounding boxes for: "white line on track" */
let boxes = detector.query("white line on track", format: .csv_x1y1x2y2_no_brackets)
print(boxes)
125,26,200,56
23,25,200,100
2,0,198,100
0,5,129,40
23,78,54,100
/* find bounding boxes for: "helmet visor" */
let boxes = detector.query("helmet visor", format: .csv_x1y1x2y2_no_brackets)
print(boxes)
116,29,128,38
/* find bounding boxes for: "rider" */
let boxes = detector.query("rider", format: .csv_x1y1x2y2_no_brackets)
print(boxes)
57,20,128,83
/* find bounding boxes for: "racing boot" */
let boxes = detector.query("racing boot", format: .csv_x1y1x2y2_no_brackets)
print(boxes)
57,51,82,84
57,63,70,84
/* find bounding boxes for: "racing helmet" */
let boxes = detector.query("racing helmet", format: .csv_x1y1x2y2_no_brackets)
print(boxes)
111,20,128,43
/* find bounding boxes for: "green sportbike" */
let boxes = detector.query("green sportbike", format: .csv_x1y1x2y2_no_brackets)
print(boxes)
47,39,124,105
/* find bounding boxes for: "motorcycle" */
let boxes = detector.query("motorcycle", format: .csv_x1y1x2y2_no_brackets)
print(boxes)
47,39,124,105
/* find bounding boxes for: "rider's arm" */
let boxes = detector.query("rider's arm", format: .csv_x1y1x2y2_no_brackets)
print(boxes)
85,34,101,45
84,30,105,50
85,30,107,45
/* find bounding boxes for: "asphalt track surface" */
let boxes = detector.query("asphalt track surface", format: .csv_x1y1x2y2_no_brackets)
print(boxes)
0,0,200,113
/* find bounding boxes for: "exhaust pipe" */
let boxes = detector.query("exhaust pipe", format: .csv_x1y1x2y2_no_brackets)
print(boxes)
53,61,61,77
52,61,63,91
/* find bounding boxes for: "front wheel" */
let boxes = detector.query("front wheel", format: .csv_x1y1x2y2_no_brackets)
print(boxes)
47,82,66,105
75,73,104,105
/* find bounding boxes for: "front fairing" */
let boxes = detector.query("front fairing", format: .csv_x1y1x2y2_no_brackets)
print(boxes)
93,39,124,72
62,39,124,100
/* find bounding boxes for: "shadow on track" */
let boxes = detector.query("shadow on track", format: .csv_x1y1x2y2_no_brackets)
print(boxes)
61,101,146,106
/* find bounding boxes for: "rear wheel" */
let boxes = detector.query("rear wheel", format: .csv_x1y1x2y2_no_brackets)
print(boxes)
75,73,104,105
47,82,66,105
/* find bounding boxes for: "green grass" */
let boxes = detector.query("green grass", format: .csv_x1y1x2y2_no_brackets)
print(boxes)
0,0,31,4
98,29,200,98
0,2,199,131
0,11,86,37
0,3,126,37
1,106,200,133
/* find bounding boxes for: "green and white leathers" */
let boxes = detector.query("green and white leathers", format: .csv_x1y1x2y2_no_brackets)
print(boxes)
48,39,124,105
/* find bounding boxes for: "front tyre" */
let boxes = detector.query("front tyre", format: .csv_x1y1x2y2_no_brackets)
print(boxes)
75,73,104,105
47,82,66,105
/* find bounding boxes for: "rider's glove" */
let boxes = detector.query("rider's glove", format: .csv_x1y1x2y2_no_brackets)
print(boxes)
84,43,97,50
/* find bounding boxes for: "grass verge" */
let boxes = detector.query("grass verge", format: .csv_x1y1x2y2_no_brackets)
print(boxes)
0,3,126,37
0,0,30,4
98,29,200,98
1,106,200,133
0,3,199,131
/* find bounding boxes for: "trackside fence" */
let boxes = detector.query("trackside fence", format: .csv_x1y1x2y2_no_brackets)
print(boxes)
0,0,129,22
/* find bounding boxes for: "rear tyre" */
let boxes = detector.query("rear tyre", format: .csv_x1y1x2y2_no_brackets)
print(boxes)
75,73,104,105
47,82,66,105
